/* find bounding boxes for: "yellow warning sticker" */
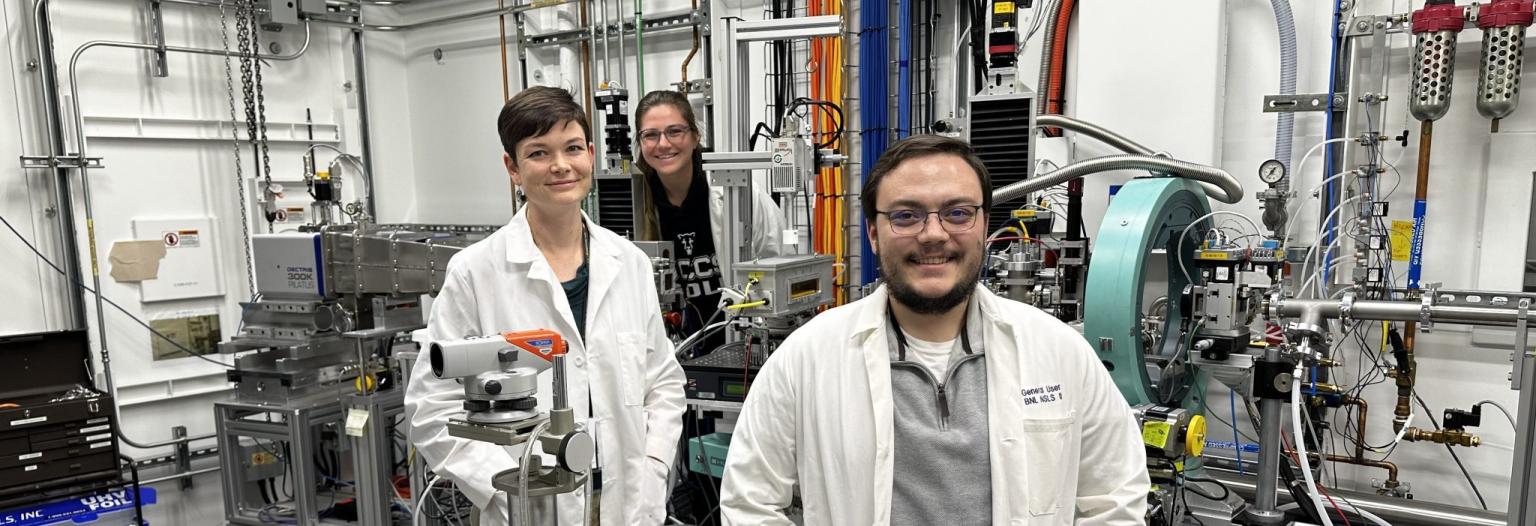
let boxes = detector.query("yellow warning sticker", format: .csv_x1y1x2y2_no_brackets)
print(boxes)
994,1,1015,14
1011,209,1037,218
1390,220,1413,261
1196,251,1230,261
1142,421,1172,449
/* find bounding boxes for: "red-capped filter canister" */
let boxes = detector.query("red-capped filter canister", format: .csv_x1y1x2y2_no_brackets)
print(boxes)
1410,0,1467,121
1476,0,1534,120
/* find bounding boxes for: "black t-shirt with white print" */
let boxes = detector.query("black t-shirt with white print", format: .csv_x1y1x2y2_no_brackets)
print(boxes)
650,171,724,353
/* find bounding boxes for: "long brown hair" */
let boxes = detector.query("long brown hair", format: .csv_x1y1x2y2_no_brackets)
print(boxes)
634,90,704,241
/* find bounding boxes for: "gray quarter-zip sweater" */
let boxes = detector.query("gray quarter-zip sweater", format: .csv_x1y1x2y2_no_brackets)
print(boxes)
887,298,992,526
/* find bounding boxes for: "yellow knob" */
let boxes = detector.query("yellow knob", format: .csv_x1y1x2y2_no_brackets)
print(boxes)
354,374,376,393
1186,415,1208,457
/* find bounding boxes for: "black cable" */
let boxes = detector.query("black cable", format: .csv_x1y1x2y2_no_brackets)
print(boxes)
748,121,780,151
1414,394,1488,510
0,212,234,368
801,168,816,253
778,98,845,150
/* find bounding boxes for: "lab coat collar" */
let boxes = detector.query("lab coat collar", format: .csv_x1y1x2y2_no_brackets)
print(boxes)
849,284,1018,347
502,209,615,265
882,291,990,363
499,209,623,347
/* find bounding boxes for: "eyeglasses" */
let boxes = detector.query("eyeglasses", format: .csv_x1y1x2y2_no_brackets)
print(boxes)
638,125,692,146
875,205,983,235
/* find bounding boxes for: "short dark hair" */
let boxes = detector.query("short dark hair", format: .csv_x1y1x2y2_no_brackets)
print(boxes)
496,86,592,158
861,135,992,225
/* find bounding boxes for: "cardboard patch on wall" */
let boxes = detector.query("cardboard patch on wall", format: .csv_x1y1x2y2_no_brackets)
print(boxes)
149,313,222,361
108,240,168,282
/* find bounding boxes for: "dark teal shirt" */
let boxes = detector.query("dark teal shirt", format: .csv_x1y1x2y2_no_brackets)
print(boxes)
561,262,590,340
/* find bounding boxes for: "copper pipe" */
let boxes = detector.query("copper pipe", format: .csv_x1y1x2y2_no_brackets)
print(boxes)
1294,449,1401,490
580,0,593,111
679,0,699,91
1326,454,1401,490
1415,120,1432,202
499,0,511,101
1397,122,1433,431
1345,396,1369,460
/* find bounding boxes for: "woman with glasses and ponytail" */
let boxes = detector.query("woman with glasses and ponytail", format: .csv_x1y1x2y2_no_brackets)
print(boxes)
634,90,785,352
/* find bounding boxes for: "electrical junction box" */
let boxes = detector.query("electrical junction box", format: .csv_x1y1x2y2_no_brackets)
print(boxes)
769,137,812,193
733,255,835,317
132,217,225,303
261,0,326,26
252,233,327,299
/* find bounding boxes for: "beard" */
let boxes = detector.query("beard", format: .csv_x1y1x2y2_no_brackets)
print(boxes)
881,248,982,315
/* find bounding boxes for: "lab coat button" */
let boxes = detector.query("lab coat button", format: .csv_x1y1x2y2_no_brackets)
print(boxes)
573,356,586,367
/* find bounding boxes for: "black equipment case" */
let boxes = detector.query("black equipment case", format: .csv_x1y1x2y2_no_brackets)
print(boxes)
0,330,121,506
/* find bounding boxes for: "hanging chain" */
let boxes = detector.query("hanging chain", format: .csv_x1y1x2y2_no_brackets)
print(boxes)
237,2,256,147
250,4,273,199
219,0,256,296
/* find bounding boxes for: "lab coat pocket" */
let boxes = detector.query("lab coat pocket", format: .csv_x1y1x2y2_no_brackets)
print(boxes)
618,331,647,406
1019,415,1075,517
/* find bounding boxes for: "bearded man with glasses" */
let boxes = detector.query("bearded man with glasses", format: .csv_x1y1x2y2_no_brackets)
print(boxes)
718,135,1149,525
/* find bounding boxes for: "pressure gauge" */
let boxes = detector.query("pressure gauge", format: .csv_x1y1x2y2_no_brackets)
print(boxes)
1258,159,1286,185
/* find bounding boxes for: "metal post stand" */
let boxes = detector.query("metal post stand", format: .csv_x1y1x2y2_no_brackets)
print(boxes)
215,397,343,526
347,389,405,525
1248,347,1287,525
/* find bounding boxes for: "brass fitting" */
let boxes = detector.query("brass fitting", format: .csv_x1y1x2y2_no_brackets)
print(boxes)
1307,382,1345,395
1393,397,1413,433
1403,427,1481,447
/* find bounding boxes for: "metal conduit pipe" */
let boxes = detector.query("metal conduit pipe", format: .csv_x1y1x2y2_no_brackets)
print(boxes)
1034,114,1155,155
1199,459,1506,526
991,154,1244,204
141,465,221,486
131,432,218,450
28,0,88,329
304,0,580,31
50,4,311,448
1273,297,1528,327
158,0,360,17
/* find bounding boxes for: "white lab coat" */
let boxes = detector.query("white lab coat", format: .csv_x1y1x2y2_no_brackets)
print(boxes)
705,185,786,259
405,211,686,526
719,286,1150,525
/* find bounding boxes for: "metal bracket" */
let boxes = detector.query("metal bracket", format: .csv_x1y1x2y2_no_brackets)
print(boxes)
1345,15,1408,37
675,78,712,94
172,425,193,491
705,170,751,188
148,0,168,77
1420,282,1440,332
524,9,708,49
1263,93,1346,113
20,155,105,169
1514,299,1531,390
